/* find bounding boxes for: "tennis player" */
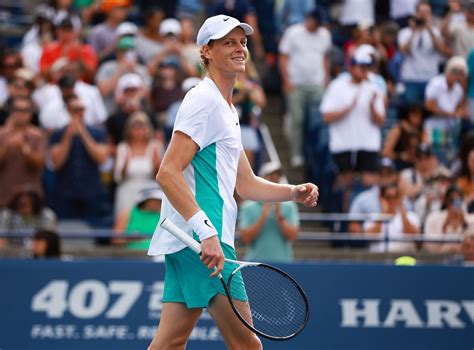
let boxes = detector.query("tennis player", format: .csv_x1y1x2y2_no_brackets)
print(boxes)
147,14,319,350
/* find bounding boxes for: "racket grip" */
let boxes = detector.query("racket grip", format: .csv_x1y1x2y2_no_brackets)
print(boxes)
160,218,202,254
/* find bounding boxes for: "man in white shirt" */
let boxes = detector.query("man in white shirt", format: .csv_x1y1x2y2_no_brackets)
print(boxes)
35,69,107,130
442,1,474,58
320,50,385,208
398,1,451,105
424,56,468,165
278,9,331,167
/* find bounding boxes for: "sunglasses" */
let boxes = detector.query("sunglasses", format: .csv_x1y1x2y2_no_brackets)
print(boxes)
70,106,85,113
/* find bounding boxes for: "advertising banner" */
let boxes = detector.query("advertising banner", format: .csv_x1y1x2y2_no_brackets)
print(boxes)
0,260,473,350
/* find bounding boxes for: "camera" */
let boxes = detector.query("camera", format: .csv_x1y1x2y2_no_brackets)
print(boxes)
414,17,425,26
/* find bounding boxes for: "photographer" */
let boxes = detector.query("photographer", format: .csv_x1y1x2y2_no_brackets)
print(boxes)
398,1,451,105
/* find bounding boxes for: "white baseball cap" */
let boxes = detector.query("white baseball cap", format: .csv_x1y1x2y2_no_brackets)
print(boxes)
196,15,253,46
160,18,181,36
116,21,138,37
117,73,143,94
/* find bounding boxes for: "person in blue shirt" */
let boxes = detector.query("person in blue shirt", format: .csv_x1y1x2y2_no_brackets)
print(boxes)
49,94,109,224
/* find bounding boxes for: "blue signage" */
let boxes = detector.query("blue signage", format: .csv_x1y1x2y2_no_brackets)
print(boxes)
0,260,473,350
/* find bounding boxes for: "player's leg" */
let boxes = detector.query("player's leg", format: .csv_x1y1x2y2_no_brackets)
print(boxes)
147,302,202,350
208,294,262,350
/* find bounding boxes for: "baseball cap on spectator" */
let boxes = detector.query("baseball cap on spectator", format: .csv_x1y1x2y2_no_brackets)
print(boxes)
136,186,164,206
258,161,282,177
14,68,35,82
196,15,253,46
351,49,373,66
416,143,433,158
116,22,138,37
117,73,143,94
159,18,182,36
430,167,452,181
445,56,467,75
117,36,136,50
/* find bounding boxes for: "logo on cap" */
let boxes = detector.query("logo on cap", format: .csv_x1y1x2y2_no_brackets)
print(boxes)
223,17,229,21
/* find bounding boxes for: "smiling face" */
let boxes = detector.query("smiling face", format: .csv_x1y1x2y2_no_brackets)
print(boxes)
202,27,248,76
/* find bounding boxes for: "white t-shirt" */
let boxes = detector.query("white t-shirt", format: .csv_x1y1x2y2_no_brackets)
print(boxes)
320,75,385,153
448,21,474,59
35,81,107,129
398,27,443,82
279,23,331,86
339,0,375,26
425,74,464,114
365,210,420,253
148,77,243,256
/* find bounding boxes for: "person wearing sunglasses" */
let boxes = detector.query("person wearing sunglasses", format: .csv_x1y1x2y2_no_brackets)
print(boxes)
49,94,109,225
0,96,46,208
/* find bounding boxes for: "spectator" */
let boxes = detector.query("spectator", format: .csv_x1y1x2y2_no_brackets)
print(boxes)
113,111,163,217
424,185,474,253
20,5,55,74
424,56,468,165
179,16,201,76
0,49,24,108
399,143,450,207
462,232,474,262
321,50,385,210
363,182,420,253
113,185,163,250
457,147,474,209
279,9,332,167
49,0,82,30
0,185,57,233
0,96,46,208
49,94,108,223
37,69,107,130
150,60,184,127
31,229,61,259
239,162,300,262
233,62,266,169
88,0,131,62
0,68,38,126
413,167,453,228
348,157,399,235
382,104,427,170
135,7,166,63
441,0,474,58
96,35,151,113
106,73,157,146
39,15,97,83
398,1,451,105
147,18,197,78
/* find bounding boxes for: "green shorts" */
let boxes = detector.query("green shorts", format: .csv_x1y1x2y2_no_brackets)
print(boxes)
163,243,246,308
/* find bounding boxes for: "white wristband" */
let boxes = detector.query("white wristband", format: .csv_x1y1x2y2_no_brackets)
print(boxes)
187,210,218,241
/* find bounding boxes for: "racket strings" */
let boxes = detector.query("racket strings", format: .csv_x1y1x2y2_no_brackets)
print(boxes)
228,265,308,338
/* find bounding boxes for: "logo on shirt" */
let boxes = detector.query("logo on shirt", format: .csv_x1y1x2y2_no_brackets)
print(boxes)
204,220,213,229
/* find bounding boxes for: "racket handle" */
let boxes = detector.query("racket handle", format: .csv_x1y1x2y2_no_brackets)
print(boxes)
160,218,202,254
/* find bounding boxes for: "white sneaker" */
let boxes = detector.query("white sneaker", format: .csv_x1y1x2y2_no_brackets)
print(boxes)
291,155,304,167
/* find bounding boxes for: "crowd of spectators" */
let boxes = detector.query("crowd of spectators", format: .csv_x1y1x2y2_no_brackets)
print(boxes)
0,0,473,261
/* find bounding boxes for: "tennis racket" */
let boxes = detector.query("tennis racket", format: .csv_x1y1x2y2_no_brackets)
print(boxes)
160,218,310,341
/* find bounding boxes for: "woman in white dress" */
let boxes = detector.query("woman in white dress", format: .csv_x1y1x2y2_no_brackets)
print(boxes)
113,111,163,217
